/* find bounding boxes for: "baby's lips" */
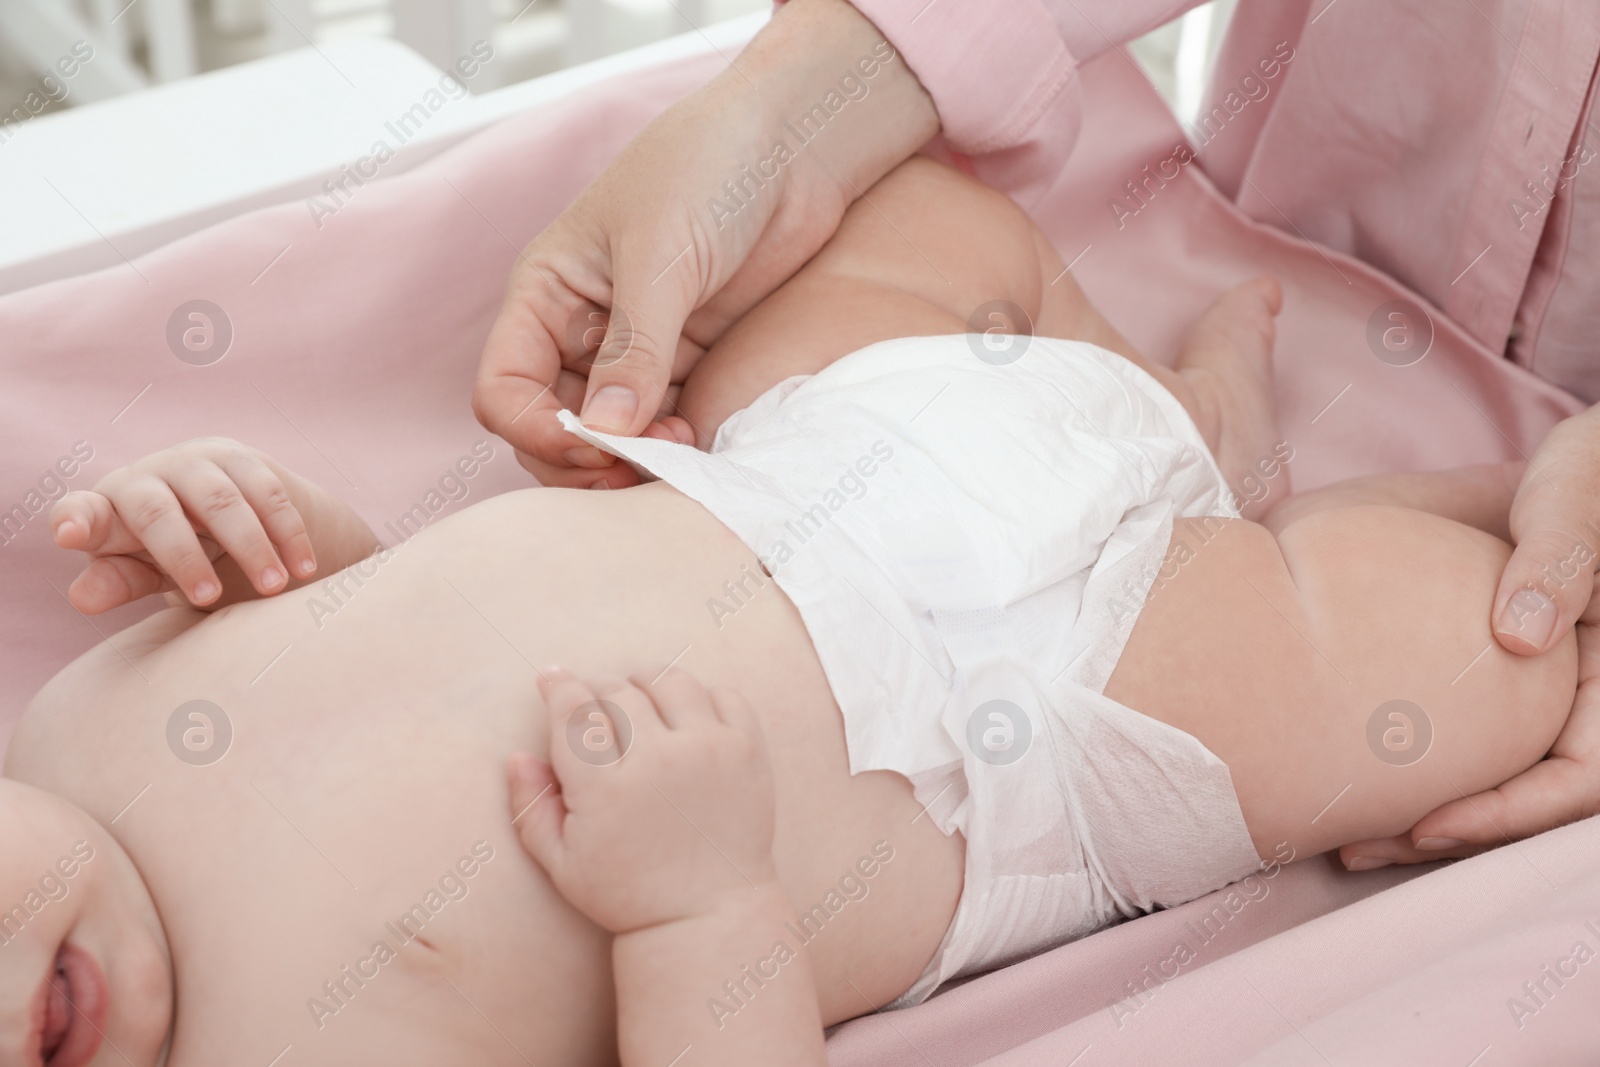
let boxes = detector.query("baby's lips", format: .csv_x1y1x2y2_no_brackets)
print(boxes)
39,942,108,1067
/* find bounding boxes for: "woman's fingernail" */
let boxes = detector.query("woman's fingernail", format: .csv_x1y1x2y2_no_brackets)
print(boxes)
1496,589,1557,651
298,557,317,576
581,385,639,433
193,580,219,602
563,446,613,469
261,566,285,589
1345,856,1392,871
1415,836,1465,851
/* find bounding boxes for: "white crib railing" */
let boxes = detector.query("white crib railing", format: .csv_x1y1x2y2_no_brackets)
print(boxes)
0,0,745,106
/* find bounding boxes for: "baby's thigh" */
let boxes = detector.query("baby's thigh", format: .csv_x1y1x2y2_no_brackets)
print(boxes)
1105,510,1576,860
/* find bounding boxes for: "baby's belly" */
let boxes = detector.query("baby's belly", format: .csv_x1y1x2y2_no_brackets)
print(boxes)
17,483,961,1051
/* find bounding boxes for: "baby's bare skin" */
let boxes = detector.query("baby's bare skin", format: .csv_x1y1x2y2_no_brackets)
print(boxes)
12,480,958,1064
4,158,1579,1066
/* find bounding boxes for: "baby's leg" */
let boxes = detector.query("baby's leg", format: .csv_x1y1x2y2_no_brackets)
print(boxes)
1104,472,1578,863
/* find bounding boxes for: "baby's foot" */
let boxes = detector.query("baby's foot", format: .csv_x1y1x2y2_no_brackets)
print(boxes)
1174,278,1285,517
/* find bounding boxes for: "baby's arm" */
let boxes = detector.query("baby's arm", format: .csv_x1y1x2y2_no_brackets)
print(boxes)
49,437,380,613
509,667,825,1067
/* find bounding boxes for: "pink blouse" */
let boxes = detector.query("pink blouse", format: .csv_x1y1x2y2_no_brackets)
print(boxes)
839,0,1600,402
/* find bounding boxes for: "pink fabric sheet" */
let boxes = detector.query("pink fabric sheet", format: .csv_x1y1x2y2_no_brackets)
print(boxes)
1,36,1595,1065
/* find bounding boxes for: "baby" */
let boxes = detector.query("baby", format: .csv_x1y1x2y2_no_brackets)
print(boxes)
2,158,1579,1066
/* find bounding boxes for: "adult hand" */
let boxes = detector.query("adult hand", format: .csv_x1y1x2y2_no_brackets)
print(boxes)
1340,614,1600,869
1339,405,1600,870
472,0,938,488
1491,403,1600,654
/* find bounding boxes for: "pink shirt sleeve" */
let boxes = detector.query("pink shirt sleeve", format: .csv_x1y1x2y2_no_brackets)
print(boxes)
838,0,1204,204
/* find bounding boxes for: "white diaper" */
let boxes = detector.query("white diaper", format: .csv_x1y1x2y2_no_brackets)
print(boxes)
559,335,1263,1006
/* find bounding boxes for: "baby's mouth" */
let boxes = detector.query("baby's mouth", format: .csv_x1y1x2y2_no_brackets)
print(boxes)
37,943,107,1067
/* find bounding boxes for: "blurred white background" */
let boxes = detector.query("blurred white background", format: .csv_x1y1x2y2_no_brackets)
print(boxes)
0,0,1236,294
0,0,1234,125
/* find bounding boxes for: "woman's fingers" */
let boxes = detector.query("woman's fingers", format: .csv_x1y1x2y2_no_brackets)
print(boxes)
1412,752,1599,847
1493,409,1600,654
1349,623,1600,868
1337,833,1480,870
512,444,644,491
1338,753,1597,869
575,246,697,439
642,416,698,446
474,255,625,474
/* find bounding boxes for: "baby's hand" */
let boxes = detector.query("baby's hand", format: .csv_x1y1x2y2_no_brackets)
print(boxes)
50,437,317,613
508,666,779,935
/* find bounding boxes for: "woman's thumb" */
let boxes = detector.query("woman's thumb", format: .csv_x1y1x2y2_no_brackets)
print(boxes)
1493,524,1600,654
578,247,697,437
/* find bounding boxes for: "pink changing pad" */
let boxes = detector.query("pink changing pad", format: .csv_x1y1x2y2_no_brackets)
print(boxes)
3,36,1595,1066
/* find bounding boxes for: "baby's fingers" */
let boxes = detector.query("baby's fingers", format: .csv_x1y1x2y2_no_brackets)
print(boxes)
67,554,170,615
217,451,318,581
90,478,224,606
51,491,144,555
509,753,569,881
634,665,719,729
167,461,295,595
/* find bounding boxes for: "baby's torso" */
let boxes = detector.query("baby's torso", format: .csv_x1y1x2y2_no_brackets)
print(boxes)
8,483,962,1062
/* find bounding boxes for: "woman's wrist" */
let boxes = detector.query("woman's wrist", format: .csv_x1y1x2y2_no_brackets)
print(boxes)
725,0,939,201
